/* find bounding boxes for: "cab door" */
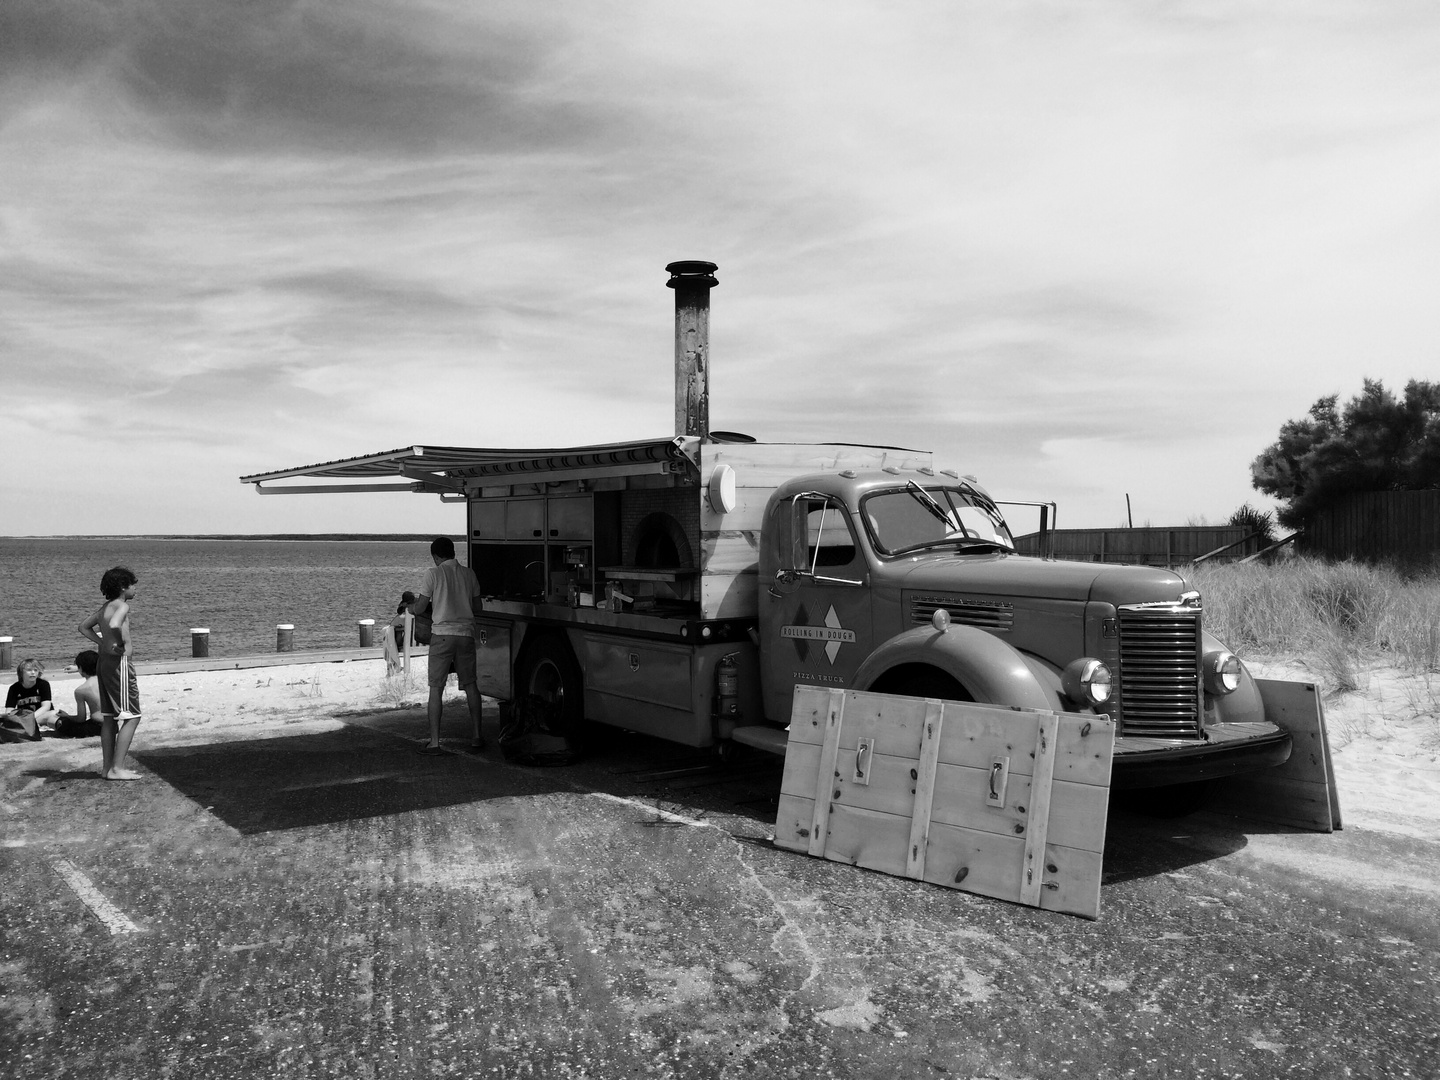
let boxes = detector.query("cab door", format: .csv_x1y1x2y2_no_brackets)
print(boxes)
759,494,874,723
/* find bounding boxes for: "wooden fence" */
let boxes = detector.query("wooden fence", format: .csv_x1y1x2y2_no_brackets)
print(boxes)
1012,526,1260,568
1301,490,1440,564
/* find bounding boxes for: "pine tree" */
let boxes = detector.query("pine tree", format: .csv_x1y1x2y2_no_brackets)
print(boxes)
1251,379,1440,529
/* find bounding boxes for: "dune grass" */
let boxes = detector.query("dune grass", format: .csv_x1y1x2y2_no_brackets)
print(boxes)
1189,558,1440,693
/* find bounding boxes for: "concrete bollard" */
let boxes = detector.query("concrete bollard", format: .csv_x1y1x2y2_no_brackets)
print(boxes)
191,628,210,658
0,636,12,670
276,623,295,652
358,619,376,647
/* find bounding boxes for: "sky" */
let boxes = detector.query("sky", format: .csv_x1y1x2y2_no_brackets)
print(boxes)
2,0,1437,536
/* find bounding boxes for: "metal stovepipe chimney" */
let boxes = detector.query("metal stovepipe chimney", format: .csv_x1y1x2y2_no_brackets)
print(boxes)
666,260,718,439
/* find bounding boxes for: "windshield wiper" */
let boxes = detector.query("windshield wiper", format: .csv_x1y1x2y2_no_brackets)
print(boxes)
945,537,1007,551
904,480,952,526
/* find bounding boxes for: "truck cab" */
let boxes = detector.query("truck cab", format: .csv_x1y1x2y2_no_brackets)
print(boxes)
754,470,1291,789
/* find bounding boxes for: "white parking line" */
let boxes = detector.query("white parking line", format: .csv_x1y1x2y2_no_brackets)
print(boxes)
588,791,714,830
50,859,143,935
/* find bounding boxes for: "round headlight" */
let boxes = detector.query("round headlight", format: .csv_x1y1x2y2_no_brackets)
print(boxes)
1061,658,1112,707
931,608,951,633
1204,650,1242,695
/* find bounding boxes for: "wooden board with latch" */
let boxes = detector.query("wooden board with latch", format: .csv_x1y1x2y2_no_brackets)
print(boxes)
773,685,1116,919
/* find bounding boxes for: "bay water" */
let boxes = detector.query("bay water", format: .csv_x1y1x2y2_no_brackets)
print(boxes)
0,538,461,673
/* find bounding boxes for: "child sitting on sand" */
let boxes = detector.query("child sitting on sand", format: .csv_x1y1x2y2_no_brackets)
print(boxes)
53,650,104,739
2,658,57,741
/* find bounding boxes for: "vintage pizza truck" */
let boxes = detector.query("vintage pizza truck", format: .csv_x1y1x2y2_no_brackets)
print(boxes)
243,260,1294,796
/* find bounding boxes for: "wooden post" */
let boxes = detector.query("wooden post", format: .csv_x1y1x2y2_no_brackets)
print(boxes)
666,260,718,439
190,628,210,658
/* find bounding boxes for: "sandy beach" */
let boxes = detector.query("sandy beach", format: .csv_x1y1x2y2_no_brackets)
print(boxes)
1247,658,1440,840
9,655,1438,840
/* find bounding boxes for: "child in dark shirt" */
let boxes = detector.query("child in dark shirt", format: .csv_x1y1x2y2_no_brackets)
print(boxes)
2,659,56,741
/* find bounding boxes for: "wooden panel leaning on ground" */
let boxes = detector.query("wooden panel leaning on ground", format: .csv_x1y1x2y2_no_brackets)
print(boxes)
774,686,1116,920
1212,679,1341,832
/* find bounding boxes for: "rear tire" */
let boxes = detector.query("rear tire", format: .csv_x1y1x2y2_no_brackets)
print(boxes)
515,636,586,740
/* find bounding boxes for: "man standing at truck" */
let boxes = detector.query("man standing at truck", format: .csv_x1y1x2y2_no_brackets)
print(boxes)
409,537,485,755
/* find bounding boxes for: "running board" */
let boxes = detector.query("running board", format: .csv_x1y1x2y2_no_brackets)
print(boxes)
729,725,790,755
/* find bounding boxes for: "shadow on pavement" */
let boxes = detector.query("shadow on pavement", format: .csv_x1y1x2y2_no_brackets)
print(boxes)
135,723,572,835
21,768,102,783
1101,807,1251,883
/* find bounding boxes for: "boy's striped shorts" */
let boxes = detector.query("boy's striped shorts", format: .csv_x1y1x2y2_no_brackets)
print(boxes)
97,652,140,720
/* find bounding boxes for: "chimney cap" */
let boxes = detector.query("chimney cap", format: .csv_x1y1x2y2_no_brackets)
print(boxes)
666,260,718,288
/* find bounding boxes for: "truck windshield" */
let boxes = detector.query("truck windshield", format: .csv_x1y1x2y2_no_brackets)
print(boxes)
861,484,1015,556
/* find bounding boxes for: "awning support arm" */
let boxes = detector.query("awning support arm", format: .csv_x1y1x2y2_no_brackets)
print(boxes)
253,482,426,495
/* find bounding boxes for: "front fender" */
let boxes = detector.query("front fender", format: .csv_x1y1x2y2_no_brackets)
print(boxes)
1204,630,1267,725
853,624,1057,711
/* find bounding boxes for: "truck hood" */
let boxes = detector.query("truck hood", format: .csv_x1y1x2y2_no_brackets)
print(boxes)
894,554,1188,606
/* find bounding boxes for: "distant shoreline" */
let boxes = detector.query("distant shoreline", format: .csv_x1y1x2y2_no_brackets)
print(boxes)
1,534,465,542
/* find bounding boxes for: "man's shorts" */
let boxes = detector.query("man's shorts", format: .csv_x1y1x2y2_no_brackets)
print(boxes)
427,633,477,688
97,652,141,720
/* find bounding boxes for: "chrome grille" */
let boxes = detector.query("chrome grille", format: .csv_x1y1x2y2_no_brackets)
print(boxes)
1117,608,1202,737
910,595,1014,632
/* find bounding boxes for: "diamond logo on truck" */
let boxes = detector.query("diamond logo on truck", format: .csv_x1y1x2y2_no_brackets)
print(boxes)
782,605,856,666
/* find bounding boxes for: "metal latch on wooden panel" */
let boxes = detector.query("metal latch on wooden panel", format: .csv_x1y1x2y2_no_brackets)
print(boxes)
986,756,1010,808
853,737,876,786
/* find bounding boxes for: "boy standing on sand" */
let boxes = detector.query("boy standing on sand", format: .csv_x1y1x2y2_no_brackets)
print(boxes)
78,567,143,781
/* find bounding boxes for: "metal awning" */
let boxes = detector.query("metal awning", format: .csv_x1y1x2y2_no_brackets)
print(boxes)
240,438,698,496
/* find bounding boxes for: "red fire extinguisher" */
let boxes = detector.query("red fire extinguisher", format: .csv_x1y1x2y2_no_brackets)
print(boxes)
715,653,739,717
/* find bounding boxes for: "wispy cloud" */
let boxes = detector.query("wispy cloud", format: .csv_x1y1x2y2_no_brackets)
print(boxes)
2,1,1437,534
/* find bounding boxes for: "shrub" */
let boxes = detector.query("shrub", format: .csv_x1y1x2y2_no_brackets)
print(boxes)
1189,558,1440,688
1226,503,1277,547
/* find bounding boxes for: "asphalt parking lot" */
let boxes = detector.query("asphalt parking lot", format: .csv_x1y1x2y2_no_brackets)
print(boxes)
2,704,1437,1079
